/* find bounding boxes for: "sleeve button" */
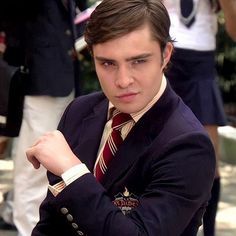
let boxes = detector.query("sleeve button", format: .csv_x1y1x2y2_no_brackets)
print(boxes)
65,29,72,36
66,214,73,222
72,223,79,229
77,230,84,235
60,207,68,215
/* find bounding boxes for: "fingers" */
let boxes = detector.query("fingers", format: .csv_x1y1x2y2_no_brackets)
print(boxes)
30,130,61,146
26,147,41,169
25,130,62,168
25,130,69,174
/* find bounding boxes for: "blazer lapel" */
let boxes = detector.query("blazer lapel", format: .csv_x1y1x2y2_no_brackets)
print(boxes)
74,99,108,172
102,120,153,190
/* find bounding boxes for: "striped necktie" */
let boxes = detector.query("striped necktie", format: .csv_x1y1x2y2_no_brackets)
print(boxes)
180,0,196,28
95,110,132,182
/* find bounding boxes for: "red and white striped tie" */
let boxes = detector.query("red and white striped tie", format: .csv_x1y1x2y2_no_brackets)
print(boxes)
95,110,132,182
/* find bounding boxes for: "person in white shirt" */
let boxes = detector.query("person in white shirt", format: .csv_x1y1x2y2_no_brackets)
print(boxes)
163,1,227,235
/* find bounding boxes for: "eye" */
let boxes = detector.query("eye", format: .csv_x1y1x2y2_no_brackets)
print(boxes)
101,61,116,67
132,58,147,65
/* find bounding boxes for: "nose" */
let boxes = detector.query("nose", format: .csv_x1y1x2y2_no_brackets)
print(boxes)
115,65,134,88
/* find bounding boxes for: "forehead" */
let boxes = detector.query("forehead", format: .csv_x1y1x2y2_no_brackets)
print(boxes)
92,24,160,56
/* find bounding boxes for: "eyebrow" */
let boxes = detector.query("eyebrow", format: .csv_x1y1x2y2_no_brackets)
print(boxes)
95,53,153,62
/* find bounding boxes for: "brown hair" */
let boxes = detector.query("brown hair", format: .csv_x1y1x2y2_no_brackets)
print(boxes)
84,0,173,54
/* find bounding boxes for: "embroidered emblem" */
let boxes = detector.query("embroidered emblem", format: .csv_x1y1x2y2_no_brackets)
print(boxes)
112,187,139,215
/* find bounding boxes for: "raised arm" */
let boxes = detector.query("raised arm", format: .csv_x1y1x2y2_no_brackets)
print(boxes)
219,0,236,41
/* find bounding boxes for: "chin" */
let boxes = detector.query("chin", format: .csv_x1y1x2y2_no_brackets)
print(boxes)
116,104,143,114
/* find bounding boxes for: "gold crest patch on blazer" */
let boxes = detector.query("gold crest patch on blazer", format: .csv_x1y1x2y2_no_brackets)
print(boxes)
112,187,139,215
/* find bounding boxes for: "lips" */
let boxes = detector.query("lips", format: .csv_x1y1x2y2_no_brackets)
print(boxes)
116,92,138,102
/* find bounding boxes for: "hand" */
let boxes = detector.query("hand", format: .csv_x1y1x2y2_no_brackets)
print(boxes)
26,130,81,176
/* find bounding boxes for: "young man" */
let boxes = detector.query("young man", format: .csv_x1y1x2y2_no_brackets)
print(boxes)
27,0,215,235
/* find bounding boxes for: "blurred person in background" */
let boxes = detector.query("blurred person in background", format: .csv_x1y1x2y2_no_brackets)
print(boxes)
0,16,25,230
0,0,87,235
163,0,229,235
0,31,9,160
0,29,18,231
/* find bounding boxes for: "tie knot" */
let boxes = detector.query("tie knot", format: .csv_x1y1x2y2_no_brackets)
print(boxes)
111,110,132,130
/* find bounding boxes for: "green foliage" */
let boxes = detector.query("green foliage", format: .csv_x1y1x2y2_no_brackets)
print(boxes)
77,0,101,95
79,52,101,95
216,12,236,104
88,0,98,6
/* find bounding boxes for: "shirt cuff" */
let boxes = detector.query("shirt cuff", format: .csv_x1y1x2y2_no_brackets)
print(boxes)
48,164,90,197
61,163,90,186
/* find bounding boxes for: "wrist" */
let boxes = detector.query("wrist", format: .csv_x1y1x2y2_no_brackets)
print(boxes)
61,163,90,186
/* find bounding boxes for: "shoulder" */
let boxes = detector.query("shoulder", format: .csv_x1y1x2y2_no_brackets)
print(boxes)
152,83,208,141
60,91,107,122
69,91,107,111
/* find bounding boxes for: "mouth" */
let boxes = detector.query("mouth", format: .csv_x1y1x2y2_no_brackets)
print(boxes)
116,92,138,102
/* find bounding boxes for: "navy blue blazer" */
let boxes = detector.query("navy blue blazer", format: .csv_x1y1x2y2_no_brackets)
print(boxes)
32,83,215,236
24,0,87,96
0,0,87,97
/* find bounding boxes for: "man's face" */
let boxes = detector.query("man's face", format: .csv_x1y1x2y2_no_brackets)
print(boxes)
93,24,172,114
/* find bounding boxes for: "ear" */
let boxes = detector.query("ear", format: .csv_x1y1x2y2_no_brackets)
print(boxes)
161,42,173,70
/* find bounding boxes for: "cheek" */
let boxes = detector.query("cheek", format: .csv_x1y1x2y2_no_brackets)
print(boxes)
96,68,107,85
96,72,113,93
141,69,162,93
